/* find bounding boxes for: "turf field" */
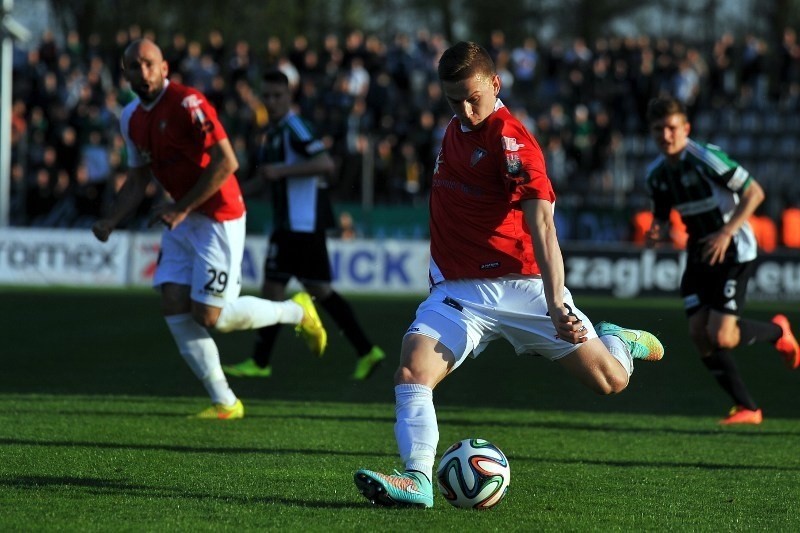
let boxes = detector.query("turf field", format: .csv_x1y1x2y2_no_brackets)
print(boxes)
2,288,799,531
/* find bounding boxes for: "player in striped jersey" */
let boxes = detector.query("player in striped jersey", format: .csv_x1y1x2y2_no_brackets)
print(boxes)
224,70,384,382
645,96,799,425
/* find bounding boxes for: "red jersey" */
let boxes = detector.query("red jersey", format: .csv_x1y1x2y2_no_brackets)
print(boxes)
120,80,244,221
429,102,555,283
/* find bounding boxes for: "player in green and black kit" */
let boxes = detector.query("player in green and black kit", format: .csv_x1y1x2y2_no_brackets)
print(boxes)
224,70,384,382
645,96,799,425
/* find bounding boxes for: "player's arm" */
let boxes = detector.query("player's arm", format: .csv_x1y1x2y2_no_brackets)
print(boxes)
645,176,672,247
92,165,151,242
152,138,239,229
258,151,335,181
701,177,765,265
521,198,586,344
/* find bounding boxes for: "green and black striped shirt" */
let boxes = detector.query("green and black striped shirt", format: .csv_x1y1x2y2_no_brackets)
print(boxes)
645,138,758,263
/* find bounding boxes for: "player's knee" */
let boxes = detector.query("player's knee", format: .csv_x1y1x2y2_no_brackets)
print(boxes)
708,327,738,349
394,365,418,385
191,307,221,330
306,283,333,302
593,373,628,395
394,365,440,389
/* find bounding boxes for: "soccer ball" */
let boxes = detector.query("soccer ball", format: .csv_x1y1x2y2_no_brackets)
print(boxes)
436,438,510,509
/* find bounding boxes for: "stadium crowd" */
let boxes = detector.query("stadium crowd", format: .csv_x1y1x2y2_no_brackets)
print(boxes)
8,25,800,244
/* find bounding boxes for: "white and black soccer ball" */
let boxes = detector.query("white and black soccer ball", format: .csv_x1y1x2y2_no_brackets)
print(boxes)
436,438,510,509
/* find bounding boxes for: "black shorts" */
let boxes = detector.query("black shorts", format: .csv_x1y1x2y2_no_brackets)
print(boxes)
263,229,332,284
680,260,754,317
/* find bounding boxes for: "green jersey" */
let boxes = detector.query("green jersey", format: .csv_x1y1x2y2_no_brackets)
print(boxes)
645,138,757,263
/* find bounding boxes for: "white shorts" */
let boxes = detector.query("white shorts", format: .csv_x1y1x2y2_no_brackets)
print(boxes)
153,213,245,308
405,276,597,372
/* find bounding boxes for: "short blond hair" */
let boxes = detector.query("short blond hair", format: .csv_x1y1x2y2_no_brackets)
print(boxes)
437,41,496,82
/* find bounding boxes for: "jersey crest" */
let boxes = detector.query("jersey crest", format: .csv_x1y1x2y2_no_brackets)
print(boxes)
470,148,487,167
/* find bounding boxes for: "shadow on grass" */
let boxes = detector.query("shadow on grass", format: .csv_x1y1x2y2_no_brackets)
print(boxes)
0,437,394,458
6,406,798,438
3,441,799,474
1,475,364,509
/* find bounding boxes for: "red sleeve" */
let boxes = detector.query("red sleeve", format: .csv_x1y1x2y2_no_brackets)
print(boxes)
499,120,554,204
180,90,228,148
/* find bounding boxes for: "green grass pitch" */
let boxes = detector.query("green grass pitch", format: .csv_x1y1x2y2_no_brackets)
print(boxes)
2,288,799,530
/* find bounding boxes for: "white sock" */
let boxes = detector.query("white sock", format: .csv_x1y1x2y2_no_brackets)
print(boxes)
165,313,236,406
601,334,634,377
394,383,438,482
214,296,303,333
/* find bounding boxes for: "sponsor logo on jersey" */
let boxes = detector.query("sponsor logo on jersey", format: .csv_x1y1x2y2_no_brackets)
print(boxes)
181,94,204,109
443,296,464,312
470,148,488,167
724,299,738,311
502,136,525,151
479,261,501,270
181,94,214,133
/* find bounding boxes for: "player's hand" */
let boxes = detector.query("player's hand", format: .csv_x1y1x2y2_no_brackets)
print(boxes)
149,205,189,230
645,222,667,248
551,307,588,344
699,229,733,265
92,219,115,242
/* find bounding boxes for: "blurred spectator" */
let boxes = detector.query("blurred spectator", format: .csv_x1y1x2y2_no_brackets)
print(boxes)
495,49,514,101
72,163,107,228
228,40,255,86
511,37,539,107
81,130,111,183
338,211,360,240
10,163,27,226
9,25,800,241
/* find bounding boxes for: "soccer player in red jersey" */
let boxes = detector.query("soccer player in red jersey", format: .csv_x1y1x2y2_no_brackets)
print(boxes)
354,41,664,508
92,39,327,419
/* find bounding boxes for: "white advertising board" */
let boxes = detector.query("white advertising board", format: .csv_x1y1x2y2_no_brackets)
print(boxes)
0,228,129,286
128,232,431,294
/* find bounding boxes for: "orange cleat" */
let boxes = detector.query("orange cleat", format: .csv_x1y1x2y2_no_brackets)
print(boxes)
772,314,800,369
719,406,763,425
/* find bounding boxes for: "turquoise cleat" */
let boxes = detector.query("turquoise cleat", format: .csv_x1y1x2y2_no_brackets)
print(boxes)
595,322,664,361
354,469,434,508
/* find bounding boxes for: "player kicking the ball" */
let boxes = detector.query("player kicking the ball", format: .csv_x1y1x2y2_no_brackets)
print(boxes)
353,41,664,508
92,39,326,419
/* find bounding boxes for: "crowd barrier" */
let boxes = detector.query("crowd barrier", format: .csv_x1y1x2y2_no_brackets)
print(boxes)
2,228,800,300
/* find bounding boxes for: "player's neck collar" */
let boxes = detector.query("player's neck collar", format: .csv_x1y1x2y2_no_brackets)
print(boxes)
459,99,504,132
138,79,170,111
